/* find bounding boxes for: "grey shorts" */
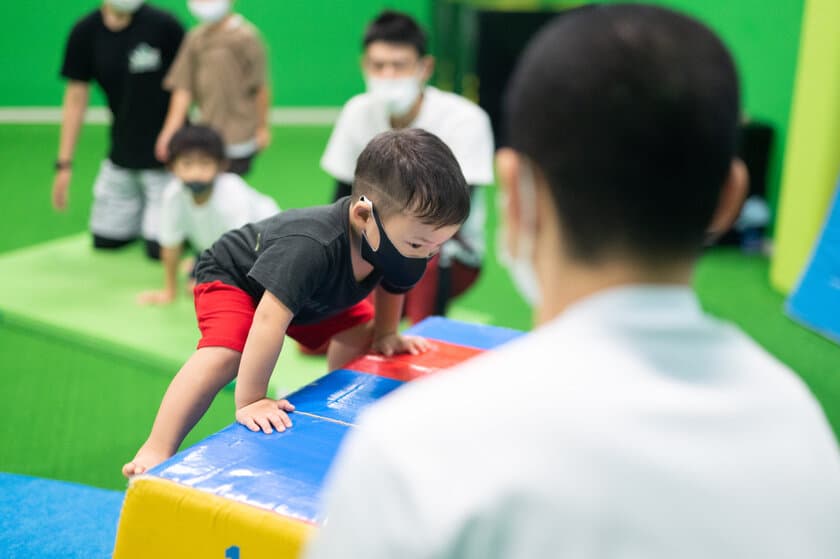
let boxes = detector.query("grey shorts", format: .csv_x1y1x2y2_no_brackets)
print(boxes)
89,159,172,241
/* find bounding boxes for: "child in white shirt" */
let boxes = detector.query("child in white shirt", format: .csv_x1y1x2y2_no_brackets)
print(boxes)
138,125,279,305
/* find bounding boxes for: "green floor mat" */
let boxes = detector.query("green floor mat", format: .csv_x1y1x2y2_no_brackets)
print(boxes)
0,233,327,397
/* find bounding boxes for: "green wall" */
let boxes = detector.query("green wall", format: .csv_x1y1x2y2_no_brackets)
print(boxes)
0,0,429,107
0,0,805,215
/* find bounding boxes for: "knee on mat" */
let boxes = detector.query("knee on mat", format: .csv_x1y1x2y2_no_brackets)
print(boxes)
144,239,161,261
93,234,136,251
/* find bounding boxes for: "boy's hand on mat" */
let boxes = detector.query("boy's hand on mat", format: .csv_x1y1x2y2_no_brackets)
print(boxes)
236,398,295,434
372,333,430,357
52,169,71,211
137,289,176,305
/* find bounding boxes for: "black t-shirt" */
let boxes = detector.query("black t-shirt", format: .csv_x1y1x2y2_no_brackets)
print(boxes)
60,5,184,169
195,197,384,325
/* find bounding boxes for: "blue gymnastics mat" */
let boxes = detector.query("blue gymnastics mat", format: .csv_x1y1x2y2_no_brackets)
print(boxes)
407,316,522,349
0,473,124,559
150,415,351,523
141,317,522,524
289,368,405,425
787,182,840,344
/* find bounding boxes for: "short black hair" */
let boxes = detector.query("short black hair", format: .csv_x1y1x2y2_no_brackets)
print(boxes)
505,4,740,263
168,125,226,165
352,129,470,227
363,10,427,56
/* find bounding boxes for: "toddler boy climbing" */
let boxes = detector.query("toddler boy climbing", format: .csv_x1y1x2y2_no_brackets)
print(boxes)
123,129,470,476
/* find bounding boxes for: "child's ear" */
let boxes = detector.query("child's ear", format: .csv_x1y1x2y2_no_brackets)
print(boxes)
350,198,373,225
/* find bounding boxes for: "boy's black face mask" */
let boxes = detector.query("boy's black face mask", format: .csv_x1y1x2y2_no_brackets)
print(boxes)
184,179,213,195
359,197,428,291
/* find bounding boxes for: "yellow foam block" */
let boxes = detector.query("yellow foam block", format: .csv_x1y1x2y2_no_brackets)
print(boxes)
771,0,840,292
113,477,313,559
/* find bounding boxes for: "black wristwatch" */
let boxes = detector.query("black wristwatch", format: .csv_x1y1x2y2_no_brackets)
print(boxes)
55,160,72,171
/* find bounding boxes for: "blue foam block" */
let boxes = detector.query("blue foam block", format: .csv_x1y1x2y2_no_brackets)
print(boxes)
0,473,124,559
787,182,840,344
149,414,350,523
406,316,523,350
288,368,405,425
145,319,524,525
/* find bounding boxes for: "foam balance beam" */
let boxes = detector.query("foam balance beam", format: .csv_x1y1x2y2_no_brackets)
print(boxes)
112,317,522,559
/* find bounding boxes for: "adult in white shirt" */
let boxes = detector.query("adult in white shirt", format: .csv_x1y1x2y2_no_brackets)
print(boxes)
306,5,840,559
321,10,495,324
138,125,279,305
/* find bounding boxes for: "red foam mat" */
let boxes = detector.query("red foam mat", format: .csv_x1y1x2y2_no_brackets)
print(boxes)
344,339,483,382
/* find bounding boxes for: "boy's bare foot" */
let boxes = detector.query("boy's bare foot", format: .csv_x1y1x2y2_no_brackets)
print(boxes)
122,445,172,478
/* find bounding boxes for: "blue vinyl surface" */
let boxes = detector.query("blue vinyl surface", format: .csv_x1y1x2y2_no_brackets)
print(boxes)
145,318,524,524
149,414,350,523
787,182,840,343
288,368,405,425
406,316,523,350
0,473,124,559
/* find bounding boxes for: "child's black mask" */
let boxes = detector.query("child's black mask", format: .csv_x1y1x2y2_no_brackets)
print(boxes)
184,180,213,195
359,196,428,291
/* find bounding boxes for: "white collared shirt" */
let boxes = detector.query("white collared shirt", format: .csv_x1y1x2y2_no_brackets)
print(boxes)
307,286,840,559
158,172,279,250
321,86,495,267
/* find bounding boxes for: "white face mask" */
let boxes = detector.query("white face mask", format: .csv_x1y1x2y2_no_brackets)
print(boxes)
497,161,542,306
365,75,422,117
188,0,231,23
107,0,144,13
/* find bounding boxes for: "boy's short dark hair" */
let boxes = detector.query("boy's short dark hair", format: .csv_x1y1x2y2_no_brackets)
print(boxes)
352,129,470,227
505,4,740,264
363,11,427,56
168,125,226,165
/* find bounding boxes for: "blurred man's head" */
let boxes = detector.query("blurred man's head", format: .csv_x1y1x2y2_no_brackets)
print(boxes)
498,4,747,311
361,11,434,117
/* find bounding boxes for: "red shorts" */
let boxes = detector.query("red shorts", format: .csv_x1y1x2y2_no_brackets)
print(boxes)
193,280,374,352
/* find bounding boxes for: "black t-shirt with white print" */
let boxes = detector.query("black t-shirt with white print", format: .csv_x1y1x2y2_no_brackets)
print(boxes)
60,5,184,169
195,197,385,326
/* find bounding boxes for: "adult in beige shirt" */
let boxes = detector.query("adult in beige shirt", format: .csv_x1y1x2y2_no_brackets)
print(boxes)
155,0,270,175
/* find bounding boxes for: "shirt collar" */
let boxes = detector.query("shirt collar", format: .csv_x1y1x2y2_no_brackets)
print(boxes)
553,285,702,328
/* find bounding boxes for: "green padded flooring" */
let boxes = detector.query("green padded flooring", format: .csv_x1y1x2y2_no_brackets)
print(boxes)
0,233,326,397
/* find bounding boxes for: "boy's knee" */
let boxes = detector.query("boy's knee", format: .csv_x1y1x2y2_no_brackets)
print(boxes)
329,321,374,352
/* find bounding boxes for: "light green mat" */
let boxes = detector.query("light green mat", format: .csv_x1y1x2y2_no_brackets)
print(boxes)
0,233,327,396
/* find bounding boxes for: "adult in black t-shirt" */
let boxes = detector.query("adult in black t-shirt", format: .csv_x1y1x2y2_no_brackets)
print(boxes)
52,0,184,259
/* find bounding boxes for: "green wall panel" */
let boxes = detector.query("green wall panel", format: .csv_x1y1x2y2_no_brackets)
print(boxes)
0,0,430,107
